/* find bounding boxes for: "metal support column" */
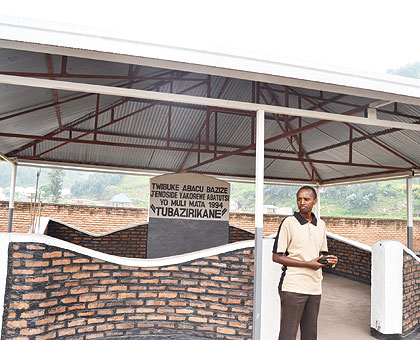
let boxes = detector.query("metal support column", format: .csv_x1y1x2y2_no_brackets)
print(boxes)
316,186,321,219
407,176,413,250
253,109,264,340
7,162,17,233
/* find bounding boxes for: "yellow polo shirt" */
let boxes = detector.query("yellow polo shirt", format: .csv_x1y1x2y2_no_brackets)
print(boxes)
272,212,328,295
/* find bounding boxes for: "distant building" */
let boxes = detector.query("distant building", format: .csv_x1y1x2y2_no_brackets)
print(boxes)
61,188,71,197
263,205,293,215
110,193,133,207
230,200,239,211
0,188,6,200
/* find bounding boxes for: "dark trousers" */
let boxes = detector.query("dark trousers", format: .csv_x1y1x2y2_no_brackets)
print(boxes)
278,291,321,340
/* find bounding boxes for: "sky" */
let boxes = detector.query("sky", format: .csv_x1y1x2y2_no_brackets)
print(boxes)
1,0,420,75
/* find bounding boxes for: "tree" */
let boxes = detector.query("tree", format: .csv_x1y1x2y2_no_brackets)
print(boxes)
388,62,420,79
71,173,122,200
48,170,65,203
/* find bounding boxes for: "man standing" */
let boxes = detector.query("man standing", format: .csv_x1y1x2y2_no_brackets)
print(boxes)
272,186,338,340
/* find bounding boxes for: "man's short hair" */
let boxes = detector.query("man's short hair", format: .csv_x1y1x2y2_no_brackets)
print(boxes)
297,186,317,199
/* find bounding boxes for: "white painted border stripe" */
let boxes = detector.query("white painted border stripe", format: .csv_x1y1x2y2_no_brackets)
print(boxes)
325,231,372,252
5,233,254,268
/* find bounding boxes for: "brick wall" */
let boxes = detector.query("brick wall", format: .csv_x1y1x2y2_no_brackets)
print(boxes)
42,219,371,285
402,251,420,336
231,213,420,251
44,220,254,259
0,202,148,234
324,237,371,284
1,242,254,340
1,201,419,251
45,221,148,258
228,226,254,243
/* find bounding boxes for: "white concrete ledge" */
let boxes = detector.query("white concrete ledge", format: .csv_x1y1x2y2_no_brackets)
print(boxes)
0,232,254,268
326,231,372,252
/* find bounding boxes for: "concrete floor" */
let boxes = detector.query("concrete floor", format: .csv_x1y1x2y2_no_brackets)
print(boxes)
317,273,373,340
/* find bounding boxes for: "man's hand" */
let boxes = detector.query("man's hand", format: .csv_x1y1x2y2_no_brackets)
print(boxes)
307,256,328,270
326,254,338,268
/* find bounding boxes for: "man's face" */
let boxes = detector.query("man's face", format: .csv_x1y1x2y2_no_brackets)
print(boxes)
296,189,317,215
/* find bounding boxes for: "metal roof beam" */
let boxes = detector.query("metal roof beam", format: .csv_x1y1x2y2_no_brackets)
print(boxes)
3,74,420,132
45,54,63,129
369,100,393,109
260,89,318,182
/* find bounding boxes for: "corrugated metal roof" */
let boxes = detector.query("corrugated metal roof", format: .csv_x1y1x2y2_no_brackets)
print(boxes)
2,47,420,184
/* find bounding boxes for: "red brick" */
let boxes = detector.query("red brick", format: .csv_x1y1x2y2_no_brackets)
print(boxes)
13,252,33,259
79,294,97,302
49,306,67,314
57,313,74,321
13,269,34,275
27,245,45,250
42,251,63,258
189,316,208,323
10,301,29,309
21,310,45,318
82,264,100,270
158,292,178,299
20,327,45,336
99,293,116,300
23,292,47,300
58,328,76,337
96,324,115,331
88,302,105,309
72,272,91,279
25,260,49,267
63,265,80,273
109,285,127,291
72,258,90,264
52,274,69,281
87,318,105,324
77,325,94,333
62,297,78,304
52,259,71,266
116,323,135,329
71,287,89,295
147,315,166,321
36,316,56,326
25,276,49,283
107,315,124,322
175,308,194,314
217,327,236,335
68,319,86,327
169,315,186,321
7,320,27,328
86,333,105,339
118,292,136,299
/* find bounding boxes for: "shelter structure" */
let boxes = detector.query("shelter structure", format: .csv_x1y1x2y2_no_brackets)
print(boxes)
110,193,133,207
0,15,420,340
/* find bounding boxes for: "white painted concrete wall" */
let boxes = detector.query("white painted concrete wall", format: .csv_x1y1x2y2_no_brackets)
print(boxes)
371,240,403,335
371,240,420,336
261,238,282,339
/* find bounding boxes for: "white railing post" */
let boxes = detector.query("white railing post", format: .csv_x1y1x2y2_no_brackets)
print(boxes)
253,109,264,340
7,162,17,233
406,176,413,250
